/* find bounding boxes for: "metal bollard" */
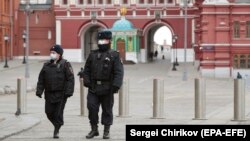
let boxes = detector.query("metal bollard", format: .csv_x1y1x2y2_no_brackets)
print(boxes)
118,79,130,117
16,77,27,115
80,78,87,116
152,78,165,119
233,79,246,121
194,78,206,120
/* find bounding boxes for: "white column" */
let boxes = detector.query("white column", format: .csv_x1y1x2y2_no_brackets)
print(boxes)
56,20,61,45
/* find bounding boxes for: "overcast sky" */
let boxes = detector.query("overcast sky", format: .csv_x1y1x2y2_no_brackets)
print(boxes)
154,26,172,46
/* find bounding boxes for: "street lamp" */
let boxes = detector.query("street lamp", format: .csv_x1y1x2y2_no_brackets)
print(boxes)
174,35,179,66
24,0,31,79
3,34,9,68
180,0,193,81
22,30,26,64
172,36,177,71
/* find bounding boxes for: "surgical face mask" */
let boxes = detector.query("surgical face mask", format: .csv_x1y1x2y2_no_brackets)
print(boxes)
98,39,109,45
50,53,57,60
98,39,110,51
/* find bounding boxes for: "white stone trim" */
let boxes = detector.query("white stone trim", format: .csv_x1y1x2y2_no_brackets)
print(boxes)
56,20,61,45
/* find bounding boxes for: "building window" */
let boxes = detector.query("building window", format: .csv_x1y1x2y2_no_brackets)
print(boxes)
78,0,84,4
148,0,153,4
62,0,68,5
159,0,164,4
248,55,250,68
122,0,128,4
107,0,112,4
4,0,9,13
234,55,239,68
233,21,240,38
167,0,173,3
98,0,103,4
247,21,250,38
240,55,246,68
233,54,250,69
87,0,92,4
139,0,145,4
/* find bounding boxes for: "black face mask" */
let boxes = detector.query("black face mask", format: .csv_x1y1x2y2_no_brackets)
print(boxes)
98,44,110,52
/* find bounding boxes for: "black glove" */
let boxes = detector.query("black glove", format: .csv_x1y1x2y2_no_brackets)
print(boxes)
36,93,42,98
84,82,91,88
112,86,119,94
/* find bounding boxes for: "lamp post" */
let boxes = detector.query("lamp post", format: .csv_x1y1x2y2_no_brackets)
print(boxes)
180,0,192,81
3,34,9,68
172,36,177,71
24,0,31,79
22,30,26,64
174,35,179,66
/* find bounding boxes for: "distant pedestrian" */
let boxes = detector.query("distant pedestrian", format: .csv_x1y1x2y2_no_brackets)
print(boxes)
36,44,75,138
154,50,158,58
161,46,163,52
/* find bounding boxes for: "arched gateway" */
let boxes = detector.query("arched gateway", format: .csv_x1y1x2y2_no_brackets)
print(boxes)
55,1,195,64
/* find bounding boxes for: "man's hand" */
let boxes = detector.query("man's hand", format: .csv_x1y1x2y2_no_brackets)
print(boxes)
112,86,119,94
36,93,42,98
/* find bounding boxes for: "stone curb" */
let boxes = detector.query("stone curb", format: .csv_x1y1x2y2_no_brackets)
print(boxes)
0,85,36,95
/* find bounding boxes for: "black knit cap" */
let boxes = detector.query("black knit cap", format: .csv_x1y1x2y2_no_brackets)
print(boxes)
50,44,63,56
97,30,112,40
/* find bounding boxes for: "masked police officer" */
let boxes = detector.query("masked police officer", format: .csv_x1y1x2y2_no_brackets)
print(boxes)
36,44,75,139
83,30,124,139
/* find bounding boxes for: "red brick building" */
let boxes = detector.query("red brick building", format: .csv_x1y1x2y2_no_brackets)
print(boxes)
0,0,16,61
52,0,196,63
11,0,250,78
195,0,250,78
16,0,55,60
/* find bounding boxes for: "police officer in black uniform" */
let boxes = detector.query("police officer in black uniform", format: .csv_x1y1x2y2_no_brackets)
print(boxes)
36,44,75,139
83,30,124,139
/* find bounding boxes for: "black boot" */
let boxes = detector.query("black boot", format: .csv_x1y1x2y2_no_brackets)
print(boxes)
86,124,99,139
103,125,110,139
53,125,61,139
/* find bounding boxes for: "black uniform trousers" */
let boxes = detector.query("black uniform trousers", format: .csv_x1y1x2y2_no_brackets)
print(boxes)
45,97,67,127
87,90,114,126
